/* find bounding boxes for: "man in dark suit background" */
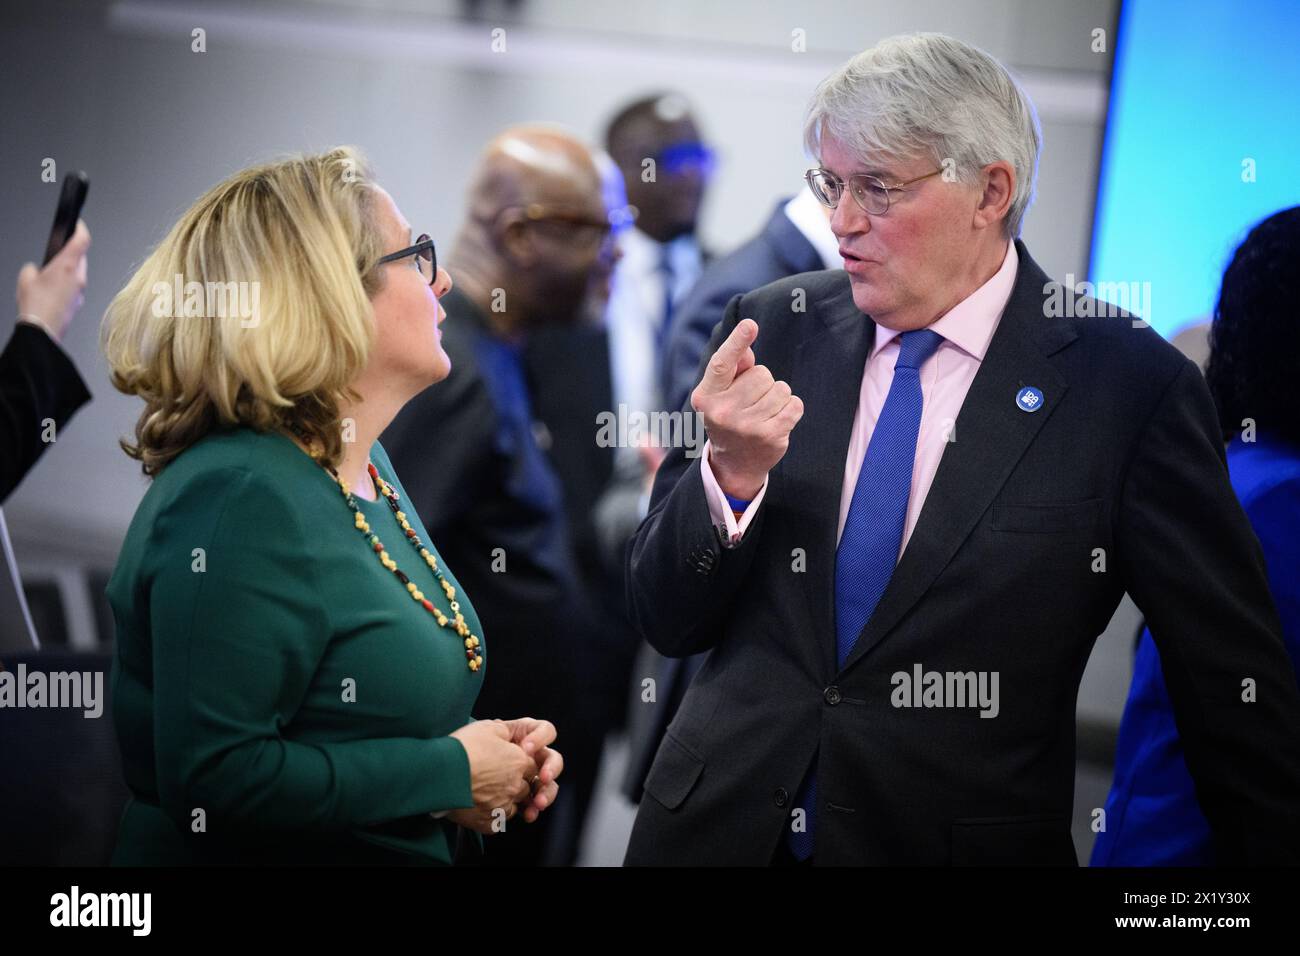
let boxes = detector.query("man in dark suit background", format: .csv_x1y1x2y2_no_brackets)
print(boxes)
623,33,1300,865
1,220,92,503
622,189,837,802
383,126,618,866
660,190,836,418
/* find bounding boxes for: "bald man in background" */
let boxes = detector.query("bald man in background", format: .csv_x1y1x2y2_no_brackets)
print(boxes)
383,126,619,866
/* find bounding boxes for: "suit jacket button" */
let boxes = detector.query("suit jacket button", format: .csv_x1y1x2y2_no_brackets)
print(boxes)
774,787,789,808
686,545,715,575
824,685,842,706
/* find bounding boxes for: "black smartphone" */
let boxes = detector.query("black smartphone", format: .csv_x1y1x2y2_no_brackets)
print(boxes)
42,171,90,266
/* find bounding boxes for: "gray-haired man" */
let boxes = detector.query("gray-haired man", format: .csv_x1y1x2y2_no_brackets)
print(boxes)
623,33,1300,866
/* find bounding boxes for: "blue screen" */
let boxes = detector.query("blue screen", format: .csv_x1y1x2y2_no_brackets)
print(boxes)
1089,0,1300,338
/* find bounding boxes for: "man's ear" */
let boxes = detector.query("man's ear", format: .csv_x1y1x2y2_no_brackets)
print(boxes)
973,160,1015,231
498,214,538,267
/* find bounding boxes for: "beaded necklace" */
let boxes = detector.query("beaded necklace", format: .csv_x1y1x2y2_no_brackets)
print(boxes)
327,460,483,672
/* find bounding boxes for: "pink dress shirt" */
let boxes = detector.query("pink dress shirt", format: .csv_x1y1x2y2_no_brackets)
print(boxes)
701,240,1019,558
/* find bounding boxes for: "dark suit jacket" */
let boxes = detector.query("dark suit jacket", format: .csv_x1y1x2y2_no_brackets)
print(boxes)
524,322,641,730
524,321,616,576
661,201,823,417
624,201,823,802
381,288,598,726
1,321,91,503
623,241,1300,866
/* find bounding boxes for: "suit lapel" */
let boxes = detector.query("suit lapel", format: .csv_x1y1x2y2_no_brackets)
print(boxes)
838,242,1078,673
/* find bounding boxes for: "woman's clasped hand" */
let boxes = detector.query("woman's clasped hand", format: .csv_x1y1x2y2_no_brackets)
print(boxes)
448,718,563,833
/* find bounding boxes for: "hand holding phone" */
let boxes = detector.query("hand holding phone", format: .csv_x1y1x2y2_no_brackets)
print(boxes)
16,174,91,343
43,172,89,266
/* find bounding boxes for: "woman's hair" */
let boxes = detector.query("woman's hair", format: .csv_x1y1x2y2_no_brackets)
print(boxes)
1205,205,1300,449
101,146,386,476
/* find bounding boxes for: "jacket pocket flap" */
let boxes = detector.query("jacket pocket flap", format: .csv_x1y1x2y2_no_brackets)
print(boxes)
991,498,1101,533
642,732,705,811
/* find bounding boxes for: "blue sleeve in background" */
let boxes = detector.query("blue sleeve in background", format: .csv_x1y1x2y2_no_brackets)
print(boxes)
1093,435,1300,866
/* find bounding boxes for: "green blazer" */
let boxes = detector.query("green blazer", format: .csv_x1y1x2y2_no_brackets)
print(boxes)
107,427,485,865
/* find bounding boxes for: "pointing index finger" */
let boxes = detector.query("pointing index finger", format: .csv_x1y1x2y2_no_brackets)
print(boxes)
701,318,757,392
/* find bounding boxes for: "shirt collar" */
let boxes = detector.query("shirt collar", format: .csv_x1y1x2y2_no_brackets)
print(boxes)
872,240,1018,360
619,227,700,276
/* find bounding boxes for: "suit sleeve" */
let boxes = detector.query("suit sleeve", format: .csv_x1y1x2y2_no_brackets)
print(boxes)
0,322,92,502
150,466,474,835
1116,357,1300,863
625,293,767,658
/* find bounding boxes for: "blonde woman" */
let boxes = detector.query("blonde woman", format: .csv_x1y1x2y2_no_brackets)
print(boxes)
102,147,561,865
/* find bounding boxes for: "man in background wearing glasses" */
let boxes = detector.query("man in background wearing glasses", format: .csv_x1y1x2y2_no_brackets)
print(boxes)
623,33,1300,865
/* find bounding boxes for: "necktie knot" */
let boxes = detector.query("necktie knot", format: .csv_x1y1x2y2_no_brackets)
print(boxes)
895,328,944,370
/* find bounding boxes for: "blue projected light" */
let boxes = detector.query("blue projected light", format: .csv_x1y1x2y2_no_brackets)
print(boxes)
1089,0,1300,339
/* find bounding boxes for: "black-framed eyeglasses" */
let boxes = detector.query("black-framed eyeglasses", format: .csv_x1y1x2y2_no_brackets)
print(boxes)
376,233,437,286
805,166,944,215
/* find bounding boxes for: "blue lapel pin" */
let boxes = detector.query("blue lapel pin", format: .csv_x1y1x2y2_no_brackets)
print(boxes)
1015,386,1044,413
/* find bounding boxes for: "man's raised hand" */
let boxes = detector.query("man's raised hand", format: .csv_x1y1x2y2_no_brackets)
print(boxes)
690,318,804,500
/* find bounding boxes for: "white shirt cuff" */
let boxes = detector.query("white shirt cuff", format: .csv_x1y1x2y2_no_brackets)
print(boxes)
699,439,768,547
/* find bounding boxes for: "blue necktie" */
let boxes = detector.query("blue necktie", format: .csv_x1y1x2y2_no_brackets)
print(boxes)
787,327,944,861
655,249,676,389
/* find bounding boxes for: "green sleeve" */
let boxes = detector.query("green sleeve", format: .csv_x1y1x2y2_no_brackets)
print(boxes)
148,465,474,836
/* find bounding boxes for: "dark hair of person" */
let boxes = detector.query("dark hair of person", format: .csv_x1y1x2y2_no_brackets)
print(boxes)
1205,205,1300,449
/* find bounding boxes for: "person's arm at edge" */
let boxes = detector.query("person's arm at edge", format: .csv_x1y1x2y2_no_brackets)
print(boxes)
0,321,91,502
1117,357,1300,864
